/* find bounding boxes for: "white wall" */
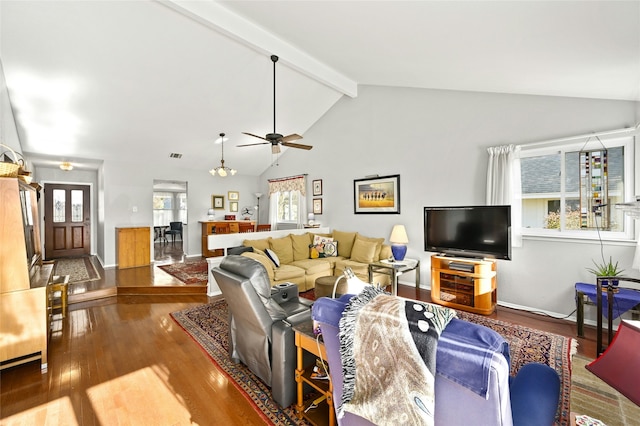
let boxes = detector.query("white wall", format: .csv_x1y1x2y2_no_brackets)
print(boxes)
263,85,640,322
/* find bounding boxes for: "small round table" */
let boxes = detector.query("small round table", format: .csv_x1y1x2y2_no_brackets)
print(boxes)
315,275,347,299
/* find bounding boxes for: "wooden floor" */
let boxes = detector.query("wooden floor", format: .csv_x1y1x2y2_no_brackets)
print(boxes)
0,248,602,425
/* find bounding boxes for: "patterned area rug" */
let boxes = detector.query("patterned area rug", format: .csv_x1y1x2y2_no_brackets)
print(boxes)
171,298,575,426
158,261,208,284
53,256,100,283
571,355,640,426
455,310,576,425
170,299,306,425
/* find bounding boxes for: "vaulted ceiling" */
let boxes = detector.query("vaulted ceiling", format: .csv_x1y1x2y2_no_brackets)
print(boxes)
2,1,639,175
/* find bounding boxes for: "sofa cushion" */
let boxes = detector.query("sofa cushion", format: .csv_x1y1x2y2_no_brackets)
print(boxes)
243,238,271,252
290,233,312,261
379,244,392,261
332,230,357,258
273,264,305,281
270,236,294,265
355,234,385,260
290,259,332,276
265,248,281,267
350,238,379,263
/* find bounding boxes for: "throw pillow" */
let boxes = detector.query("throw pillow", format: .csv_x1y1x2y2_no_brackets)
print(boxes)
265,248,281,268
354,234,385,260
243,238,271,252
332,230,357,258
350,238,379,263
290,233,313,261
310,235,339,258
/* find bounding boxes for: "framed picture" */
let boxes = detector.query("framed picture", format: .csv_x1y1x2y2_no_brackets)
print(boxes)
312,179,323,196
353,174,400,214
228,191,239,201
313,198,323,215
229,201,238,212
212,195,225,210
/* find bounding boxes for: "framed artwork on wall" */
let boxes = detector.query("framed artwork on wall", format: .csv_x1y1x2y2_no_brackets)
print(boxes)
353,174,400,214
229,201,238,212
228,191,239,201
313,198,323,215
312,179,323,196
212,195,225,210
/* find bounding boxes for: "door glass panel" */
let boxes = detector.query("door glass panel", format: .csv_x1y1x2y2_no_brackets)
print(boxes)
71,189,83,222
53,189,66,222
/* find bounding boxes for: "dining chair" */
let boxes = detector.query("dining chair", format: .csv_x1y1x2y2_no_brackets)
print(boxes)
165,222,183,244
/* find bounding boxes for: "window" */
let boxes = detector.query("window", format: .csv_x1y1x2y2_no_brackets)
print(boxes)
276,190,299,222
153,191,187,226
520,136,633,239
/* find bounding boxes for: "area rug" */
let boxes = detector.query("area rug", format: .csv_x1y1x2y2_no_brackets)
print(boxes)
158,261,208,284
170,298,306,425
571,355,640,426
53,256,100,283
171,298,575,426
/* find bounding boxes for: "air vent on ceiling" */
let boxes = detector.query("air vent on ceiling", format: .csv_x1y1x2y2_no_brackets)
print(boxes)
169,153,182,159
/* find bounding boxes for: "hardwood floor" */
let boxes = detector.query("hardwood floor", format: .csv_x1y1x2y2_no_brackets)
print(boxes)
1,254,601,425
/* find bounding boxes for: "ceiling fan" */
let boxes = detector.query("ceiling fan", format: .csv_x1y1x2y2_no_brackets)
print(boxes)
238,55,313,154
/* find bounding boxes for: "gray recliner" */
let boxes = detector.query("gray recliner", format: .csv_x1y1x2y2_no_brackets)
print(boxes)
212,255,313,407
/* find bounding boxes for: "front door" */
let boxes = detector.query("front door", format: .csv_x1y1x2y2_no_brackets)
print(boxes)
44,183,91,259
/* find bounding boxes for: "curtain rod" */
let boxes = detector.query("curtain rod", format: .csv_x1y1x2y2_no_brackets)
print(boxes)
268,173,307,183
519,123,639,150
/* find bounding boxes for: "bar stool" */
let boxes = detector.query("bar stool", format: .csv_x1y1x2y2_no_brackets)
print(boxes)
49,275,70,318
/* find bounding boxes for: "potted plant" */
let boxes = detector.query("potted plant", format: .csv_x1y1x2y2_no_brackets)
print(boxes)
586,257,625,287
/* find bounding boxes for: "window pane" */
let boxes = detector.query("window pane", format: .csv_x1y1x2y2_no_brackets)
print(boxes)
53,189,65,223
521,153,560,229
71,190,83,222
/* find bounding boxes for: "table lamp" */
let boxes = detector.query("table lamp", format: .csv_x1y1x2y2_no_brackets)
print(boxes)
389,224,409,261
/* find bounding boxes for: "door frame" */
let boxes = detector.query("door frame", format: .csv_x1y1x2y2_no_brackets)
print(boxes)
40,180,96,259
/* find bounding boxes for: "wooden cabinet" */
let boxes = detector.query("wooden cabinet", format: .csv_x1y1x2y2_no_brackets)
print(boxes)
116,227,150,269
200,221,255,257
0,177,51,371
430,255,497,315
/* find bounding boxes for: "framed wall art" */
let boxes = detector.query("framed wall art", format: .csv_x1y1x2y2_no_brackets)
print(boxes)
229,201,238,212
353,174,400,214
228,191,239,201
313,198,323,215
312,179,323,196
212,195,225,210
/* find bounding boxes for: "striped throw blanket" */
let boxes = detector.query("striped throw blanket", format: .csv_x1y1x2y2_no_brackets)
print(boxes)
338,287,456,426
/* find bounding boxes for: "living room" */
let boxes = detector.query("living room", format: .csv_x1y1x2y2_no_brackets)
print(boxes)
1,2,640,424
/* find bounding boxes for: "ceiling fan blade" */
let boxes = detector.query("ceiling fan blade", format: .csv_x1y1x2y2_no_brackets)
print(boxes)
242,132,269,141
282,141,313,150
280,133,303,142
237,141,270,148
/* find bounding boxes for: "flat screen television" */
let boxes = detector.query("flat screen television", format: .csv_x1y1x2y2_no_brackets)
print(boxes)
424,205,512,260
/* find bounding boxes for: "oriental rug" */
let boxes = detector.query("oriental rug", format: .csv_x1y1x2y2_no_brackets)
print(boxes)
158,261,208,284
53,256,101,283
171,298,575,426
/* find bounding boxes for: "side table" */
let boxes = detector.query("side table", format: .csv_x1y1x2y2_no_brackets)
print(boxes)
368,258,420,295
294,321,335,426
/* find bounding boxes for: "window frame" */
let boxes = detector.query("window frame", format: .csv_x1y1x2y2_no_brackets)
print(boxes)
519,135,635,242
275,190,300,224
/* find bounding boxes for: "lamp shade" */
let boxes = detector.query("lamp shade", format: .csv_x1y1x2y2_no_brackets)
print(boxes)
389,225,409,244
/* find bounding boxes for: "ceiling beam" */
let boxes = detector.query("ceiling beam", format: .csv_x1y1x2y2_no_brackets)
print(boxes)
159,0,358,98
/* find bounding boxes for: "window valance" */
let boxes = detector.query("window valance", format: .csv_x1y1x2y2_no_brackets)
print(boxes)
268,175,306,195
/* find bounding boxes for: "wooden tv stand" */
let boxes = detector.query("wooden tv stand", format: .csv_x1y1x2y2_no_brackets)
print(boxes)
430,255,497,315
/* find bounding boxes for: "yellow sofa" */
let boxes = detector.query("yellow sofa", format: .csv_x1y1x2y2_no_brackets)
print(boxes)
240,230,392,291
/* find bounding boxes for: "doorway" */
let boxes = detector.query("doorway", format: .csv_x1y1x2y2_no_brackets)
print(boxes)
153,180,187,264
44,183,91,259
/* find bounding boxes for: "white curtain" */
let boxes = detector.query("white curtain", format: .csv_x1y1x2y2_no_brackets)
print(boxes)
487,144,522,247
267,175,308,230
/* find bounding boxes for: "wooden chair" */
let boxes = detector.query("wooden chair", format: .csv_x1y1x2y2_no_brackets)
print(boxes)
48,275,70,318
238,222,255,233
256,224,271,232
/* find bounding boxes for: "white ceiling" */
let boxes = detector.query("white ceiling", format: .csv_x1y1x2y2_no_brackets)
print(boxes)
2,1,639,175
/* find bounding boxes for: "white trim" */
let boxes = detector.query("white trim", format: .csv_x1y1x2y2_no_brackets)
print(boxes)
519,123,639,151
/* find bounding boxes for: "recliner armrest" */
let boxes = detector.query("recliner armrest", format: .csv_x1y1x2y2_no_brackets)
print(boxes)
271,282,300,304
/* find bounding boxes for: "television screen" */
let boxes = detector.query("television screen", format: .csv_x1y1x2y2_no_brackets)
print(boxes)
424,205,512,260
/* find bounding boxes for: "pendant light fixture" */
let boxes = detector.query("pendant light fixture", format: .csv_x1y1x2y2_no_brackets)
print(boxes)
209,132,236,177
